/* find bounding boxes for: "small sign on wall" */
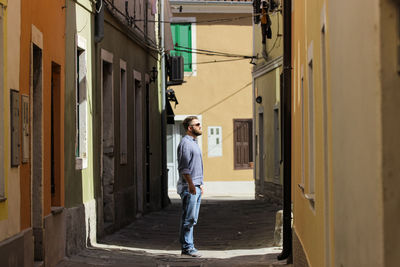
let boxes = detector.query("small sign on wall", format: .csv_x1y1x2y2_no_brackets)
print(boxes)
208,126,222,157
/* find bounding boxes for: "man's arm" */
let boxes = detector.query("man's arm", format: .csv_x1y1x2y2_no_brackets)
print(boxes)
178,143,196,195
183,174,196,195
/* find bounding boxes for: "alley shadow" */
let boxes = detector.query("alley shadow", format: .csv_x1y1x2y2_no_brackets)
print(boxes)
98,199,281,252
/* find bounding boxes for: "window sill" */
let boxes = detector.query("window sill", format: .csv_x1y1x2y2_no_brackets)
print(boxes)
234,166,254,170
184,70,197,77
0,197,7,203
305,193,315,209
75,157,88,170
298,183,305,194
51,206,64,215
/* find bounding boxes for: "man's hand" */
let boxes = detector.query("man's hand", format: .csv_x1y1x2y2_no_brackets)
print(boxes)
189,182,196,195
183,174,196,195
200,185,204,196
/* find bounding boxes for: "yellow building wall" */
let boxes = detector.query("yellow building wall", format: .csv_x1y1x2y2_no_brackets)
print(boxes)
172,13,253,182
292,0,332,266
0,0,22,241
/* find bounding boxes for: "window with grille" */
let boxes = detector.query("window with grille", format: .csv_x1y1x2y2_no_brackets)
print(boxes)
120,61,127,164
233,119,253,169
208,126,222,157
76,37,88,169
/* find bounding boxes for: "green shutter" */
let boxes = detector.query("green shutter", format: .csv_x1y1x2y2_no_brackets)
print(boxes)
171,23,192,72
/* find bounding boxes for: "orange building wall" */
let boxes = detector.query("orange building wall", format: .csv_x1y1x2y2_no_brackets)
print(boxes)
19,0,65,229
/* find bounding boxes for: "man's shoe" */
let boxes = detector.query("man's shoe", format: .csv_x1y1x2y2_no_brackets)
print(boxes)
181,249,201,258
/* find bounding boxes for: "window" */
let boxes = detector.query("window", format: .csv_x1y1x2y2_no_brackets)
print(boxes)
233,119,253,169
120,60,127,164
301,68,305,188
76,37,88,169
171,23,192,72
273,107,280,179
308,58,315,197
208,126,222,157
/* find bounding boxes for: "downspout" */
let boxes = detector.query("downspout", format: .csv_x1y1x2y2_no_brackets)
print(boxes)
277,0,292,262
160,0,168,207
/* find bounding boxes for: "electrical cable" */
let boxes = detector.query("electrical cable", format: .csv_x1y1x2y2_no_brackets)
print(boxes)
135,14,257,24
184,58,249,65
176,45,255,58
95,0,103,13
174,46,256,59
103,0,160,51
267,12,282,55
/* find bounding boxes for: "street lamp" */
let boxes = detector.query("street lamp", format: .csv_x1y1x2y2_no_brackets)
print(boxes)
150,67,158,83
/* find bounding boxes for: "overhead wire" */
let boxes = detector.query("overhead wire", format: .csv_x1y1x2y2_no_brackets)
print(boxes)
184,58,249,65
101,0,268,64
267,11,282,55
103,0,159,51
135,14,257,24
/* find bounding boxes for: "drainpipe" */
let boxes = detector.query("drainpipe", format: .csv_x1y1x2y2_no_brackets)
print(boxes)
277,0,292,262
160,0,168,207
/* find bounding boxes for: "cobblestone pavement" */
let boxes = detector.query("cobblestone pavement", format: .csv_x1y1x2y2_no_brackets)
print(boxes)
57,199,292,267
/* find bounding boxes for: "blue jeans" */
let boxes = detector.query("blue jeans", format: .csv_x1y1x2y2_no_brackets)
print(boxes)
179,186,202,251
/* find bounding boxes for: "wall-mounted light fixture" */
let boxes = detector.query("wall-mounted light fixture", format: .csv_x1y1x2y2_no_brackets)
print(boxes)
255,96,262,104
150,67,158,83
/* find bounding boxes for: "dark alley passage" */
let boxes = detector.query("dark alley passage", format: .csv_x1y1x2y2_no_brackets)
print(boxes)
57,200,291,267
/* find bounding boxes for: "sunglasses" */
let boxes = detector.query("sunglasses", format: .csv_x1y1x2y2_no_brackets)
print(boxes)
190,123,201,127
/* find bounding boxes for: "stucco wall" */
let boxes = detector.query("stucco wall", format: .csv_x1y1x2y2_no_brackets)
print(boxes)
292,0,330,266
65,0,96,208
172,13,253,182
254,68,281,184
329,0,384,266
96,8,161,224
0,0,21,241
380,0,400,266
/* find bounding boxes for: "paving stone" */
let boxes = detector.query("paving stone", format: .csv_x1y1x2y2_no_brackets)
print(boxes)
57,199,292,267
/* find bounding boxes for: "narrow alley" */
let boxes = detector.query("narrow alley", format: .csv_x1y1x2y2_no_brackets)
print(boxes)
56,198,290,267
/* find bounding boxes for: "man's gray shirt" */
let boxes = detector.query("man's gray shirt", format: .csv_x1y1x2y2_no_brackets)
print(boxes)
177,135,204,194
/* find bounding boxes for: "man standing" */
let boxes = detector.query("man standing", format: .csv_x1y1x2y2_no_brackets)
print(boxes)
177,116,204,257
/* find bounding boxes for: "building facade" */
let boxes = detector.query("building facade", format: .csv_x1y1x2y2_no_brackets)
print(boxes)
64,0,97,256
64,0,166,255
20,0,66,265
0,0,32,265
292,0,400,266
168,0,254,197
94,0,164,233
252,0,283,205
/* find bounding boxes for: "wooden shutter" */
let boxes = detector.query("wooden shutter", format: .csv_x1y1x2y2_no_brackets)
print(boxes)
234,119,253,169
171,23,192,72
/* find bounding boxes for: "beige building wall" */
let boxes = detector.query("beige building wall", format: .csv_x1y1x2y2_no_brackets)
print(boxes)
0,0,21,241
293,0,400,266
328,0,384,266
380,1,400,265
252,6,283,203
171,11,253,186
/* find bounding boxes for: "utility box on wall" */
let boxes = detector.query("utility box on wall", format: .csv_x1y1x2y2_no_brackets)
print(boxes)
10,90,20,167
167,56,184,86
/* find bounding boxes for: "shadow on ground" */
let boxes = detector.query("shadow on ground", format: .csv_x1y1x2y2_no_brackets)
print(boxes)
100,200,279,251
57,200,290,266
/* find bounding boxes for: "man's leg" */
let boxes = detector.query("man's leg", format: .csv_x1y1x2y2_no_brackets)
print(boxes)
180,188,201,252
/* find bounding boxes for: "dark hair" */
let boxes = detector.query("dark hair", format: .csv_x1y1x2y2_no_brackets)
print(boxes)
182,116,198,131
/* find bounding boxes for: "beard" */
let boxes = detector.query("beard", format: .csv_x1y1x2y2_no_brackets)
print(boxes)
192,128,202,136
